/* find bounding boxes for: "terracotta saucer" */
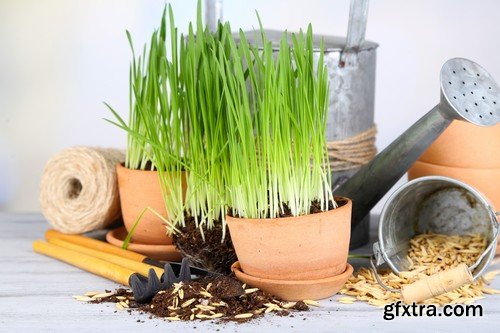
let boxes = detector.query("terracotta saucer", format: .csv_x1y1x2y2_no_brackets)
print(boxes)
231,261,353,301
106,227,182,262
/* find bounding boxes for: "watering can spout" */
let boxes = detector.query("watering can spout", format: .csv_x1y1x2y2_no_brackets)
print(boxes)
336,58,500,229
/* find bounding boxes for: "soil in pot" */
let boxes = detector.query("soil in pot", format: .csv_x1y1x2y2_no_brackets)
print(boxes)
172,214,237,275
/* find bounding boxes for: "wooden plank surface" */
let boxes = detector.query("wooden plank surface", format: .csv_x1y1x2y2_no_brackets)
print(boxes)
0,212,499,333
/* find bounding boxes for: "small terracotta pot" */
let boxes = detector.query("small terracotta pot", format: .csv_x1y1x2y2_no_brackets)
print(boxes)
418,121,500,169
408,161,500,209
116,164,186,245
226,198,352,281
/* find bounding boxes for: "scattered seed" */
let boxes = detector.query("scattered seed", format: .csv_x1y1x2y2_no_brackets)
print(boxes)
245,288,259,294
92,292,114,299
74,296,92,302
116,303,124,311
84,291,101,297
195,304,216,311
195,314,211,319
206,283,212,291
281,302,297,309
210,313,223,319
181,298,196,308
200,291,213,298
115,296,126,300
166,316,181,321
303,300,320,307
178,288,184,300
119,301,129,308
234,313,254,319
338,297,356,302
483,287,500,295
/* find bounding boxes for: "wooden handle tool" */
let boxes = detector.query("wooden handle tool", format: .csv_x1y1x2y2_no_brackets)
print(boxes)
48,238,163,279
401,263,473,303
33,240,135,286
45,229,146,262
45,229,214,277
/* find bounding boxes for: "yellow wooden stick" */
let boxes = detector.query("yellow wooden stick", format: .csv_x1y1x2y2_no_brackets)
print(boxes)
33,240,134,286
45,229,146,262
49,238,163,279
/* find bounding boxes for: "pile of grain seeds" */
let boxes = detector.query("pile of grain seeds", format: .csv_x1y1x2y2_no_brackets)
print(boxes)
73,275,315,322
339,233,500,306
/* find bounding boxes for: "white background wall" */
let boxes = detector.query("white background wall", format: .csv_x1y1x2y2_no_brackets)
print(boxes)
1,0,500,212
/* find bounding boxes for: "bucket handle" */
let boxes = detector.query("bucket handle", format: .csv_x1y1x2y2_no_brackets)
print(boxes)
370,212,500,302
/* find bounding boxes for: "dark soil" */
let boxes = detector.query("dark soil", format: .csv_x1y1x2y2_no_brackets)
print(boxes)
172,216,237,275
89,275,309,323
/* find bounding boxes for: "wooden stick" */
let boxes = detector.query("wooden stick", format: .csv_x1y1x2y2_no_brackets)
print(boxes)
401,263,473,303
49,238,163,279
33,240,134,286
45,229,146,262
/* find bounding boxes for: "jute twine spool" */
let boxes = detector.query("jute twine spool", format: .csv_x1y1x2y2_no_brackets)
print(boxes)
327,125,377,172
40,146,125,234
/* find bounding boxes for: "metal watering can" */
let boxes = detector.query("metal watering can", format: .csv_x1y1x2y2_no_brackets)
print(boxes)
336,57,500,230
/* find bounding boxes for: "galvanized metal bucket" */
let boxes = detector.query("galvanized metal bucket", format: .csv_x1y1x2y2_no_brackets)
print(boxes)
374,176,499,282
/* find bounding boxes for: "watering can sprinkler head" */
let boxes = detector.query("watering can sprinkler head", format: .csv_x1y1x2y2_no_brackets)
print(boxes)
336,58,500,231
438,58,500,126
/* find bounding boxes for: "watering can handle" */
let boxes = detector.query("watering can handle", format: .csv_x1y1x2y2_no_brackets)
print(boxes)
341,0,370,65
400,264,473,303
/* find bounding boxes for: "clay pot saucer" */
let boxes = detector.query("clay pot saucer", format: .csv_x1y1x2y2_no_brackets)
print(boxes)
231,261,353,301
106,227,182,262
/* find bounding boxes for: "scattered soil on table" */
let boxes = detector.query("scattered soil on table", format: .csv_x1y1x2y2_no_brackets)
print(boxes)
172,217,237,274
80,275,310,323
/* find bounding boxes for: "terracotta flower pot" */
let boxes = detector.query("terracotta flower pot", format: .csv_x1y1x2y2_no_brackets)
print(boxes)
226,198,352,281
408,161,500,210
418,121,500,169
116,163,186,245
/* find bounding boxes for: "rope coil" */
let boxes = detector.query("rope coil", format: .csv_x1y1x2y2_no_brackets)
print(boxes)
40,146,125,234
327,125,377,172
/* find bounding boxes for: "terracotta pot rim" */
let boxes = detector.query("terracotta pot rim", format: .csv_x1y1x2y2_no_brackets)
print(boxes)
116,162,159,173
231,261,353,284
414,160,500,171
226,196,351,222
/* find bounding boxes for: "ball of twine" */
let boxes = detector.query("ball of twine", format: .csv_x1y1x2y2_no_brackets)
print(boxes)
40,146,125,234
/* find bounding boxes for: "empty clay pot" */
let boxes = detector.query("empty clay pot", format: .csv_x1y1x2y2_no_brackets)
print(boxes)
408,161,500,209
418,121,500,169
226,198,352,281
116,164,186,245
231,261,353,301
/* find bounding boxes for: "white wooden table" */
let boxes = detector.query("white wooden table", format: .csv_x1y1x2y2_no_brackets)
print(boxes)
1,212,499,333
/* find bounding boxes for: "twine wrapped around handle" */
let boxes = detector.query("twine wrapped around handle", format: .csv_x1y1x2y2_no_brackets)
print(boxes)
327,125,377,172
40,146,125,234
